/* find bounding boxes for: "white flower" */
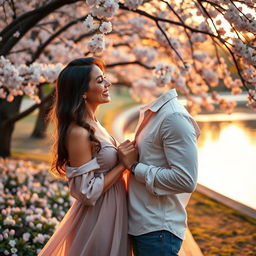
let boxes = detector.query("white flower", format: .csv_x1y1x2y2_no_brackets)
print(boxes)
36,223,42,230
193,51,208,62
103,0,119,17
60,211,65,217
9,240,16,247
124,0,143,10
13,31,20,38
82,15,97,33
86,0,100,5
57,198,64,204
99,21,112,34
4,216,15,226
10,248,17,253
4,250,9,255
155,63,164,71
129,17,147,31
92,34,104,42
155,74,171,87
133,47,157,63
25,216,34,222
33,234,45,244
9,230,15,236
22,232,31,242
202,69,219,87
35,208,43,214
165,64,176,74
87,34,105,53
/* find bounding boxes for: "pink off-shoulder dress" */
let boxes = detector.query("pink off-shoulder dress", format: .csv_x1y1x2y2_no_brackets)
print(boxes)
38,139,129,256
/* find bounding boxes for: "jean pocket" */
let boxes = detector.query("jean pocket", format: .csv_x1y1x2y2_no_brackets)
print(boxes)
170,233,182,254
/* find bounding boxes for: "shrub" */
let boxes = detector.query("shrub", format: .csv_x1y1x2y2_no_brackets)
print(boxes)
0,158,73,255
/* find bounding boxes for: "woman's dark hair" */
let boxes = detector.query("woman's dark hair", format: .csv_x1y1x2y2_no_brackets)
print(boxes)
49,57,105,178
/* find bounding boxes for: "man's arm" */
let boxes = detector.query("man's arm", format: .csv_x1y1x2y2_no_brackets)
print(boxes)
134,112,200,195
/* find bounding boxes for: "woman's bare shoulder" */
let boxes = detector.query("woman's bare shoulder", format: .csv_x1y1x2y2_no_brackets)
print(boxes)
66,124,92,166
67,123,90,141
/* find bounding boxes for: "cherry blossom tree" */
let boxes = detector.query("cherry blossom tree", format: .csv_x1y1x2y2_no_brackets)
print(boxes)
0,0,256,157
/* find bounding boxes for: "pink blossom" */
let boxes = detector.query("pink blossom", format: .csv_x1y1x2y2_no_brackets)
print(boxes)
99,21,112,34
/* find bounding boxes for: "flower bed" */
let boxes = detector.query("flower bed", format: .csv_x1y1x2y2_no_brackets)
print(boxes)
0,158,73,255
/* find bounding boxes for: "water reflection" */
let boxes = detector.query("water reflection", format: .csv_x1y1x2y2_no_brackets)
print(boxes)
198,121,256,209
123,118,256,209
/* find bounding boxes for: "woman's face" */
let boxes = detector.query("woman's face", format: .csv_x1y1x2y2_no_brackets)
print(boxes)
85,65,111,105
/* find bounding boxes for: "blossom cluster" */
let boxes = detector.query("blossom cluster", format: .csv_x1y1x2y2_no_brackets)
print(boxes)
223,4,256,34
0,158,73,255
83,0,144,53
0,56,63,103
232,39,256,67
81,0,256,107
154,63,175,87
83,0,118,53
1,0,256,112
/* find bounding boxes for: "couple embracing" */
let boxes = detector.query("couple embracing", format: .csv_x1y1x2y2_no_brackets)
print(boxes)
39,57,200,256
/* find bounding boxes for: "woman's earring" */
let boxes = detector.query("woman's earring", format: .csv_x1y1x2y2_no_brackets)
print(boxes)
83,95,87,103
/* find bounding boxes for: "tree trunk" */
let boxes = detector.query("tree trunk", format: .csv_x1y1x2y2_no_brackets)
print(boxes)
31,96,53,138
0,96,22,157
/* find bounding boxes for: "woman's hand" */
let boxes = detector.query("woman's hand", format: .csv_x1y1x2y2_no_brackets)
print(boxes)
117,140,138,170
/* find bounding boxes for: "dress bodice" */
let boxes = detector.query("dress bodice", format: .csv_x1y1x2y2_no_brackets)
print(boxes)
94,140,118,173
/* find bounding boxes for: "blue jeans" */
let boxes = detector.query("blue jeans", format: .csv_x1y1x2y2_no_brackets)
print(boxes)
131,230,182,256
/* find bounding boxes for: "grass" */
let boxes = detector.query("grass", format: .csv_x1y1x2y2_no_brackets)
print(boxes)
12,151,50,163
187,191,256,256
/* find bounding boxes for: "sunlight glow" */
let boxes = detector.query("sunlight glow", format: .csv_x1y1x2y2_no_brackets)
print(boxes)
123,132,135,141
199,124,256,209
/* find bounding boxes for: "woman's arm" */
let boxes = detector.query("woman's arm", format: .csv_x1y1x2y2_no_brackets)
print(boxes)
103,162,125,193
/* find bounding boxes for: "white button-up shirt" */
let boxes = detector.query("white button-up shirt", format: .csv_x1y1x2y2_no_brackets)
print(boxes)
128,89,200,240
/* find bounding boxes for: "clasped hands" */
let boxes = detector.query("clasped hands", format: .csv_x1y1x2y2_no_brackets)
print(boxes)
117,140,138,170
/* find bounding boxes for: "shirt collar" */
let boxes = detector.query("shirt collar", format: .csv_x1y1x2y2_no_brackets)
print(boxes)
140,89,178,113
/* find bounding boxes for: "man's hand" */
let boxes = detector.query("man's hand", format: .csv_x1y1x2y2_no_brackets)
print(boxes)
117,140,138,170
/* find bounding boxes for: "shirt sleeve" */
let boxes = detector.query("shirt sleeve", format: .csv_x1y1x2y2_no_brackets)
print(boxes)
66,158,104,206
134,112,200,196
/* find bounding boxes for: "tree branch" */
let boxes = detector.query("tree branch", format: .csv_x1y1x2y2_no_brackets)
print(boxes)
28,14,89,64
4,89,55,125
119,3,222,40
106,60,154,70
0,0,81,55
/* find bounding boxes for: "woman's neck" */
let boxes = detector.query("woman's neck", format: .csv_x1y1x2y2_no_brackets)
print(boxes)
86,102,98,122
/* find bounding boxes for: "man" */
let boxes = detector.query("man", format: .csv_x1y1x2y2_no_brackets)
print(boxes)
118,88,200,256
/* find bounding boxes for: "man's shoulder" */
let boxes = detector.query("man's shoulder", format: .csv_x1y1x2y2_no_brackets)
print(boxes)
158,102,201,138
158,98,188,116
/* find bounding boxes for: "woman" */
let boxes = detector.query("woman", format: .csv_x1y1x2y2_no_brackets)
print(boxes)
39,57,136,256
